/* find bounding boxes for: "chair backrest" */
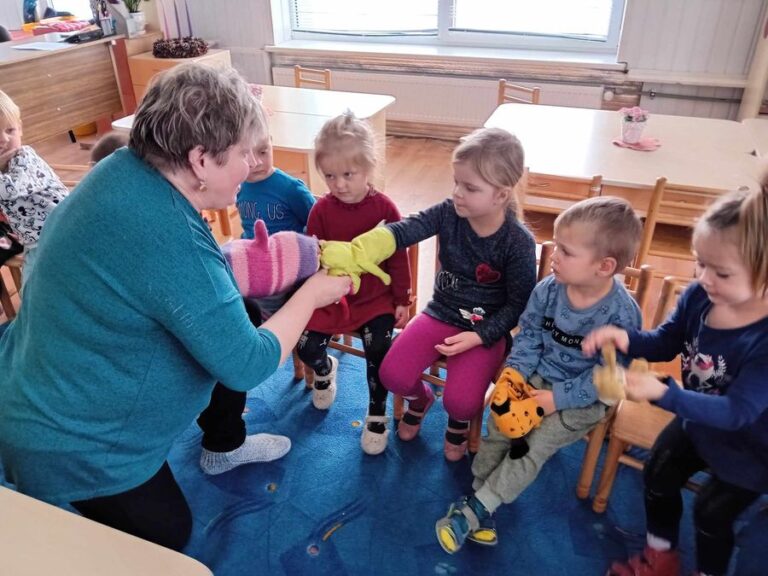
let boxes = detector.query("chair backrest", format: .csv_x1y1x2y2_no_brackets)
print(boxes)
537,241,554,282
652,275,691,328
49,163,90,190
498,79,540,105
294,65,332,90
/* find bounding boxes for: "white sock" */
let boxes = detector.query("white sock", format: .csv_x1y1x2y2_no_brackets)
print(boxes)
200,433,291,475
646,533,672,551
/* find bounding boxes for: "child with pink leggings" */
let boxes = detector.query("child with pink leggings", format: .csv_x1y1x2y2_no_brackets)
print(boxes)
378,128,537,461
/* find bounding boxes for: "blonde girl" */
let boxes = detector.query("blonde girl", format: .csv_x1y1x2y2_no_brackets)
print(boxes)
582,182,768,576
297,111,411,456
376,127,537,461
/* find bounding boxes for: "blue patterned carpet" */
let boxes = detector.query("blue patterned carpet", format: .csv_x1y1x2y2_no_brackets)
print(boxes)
2,349,764,575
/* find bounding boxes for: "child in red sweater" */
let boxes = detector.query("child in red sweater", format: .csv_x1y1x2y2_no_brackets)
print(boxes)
297,112,411,455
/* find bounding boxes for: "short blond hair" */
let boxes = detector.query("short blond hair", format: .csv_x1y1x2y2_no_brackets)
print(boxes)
693,177,768,295
314,111,377,174
452,127,525,220
0,90,21,128
555,196,642,271
130,63,265,171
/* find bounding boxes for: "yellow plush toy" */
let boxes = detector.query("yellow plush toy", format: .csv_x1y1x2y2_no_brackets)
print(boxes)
592,344,650,405
489,367,545,459
319,226,397,293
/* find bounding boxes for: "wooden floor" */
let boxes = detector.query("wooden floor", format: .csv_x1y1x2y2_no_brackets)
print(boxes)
2,131,695,333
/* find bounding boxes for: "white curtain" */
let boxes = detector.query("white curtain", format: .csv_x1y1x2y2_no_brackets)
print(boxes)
156,0,194,38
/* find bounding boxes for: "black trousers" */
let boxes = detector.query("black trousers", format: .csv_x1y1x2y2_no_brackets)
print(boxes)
72,462,192,551
644,417,760,576
297,314,395,415
71,298,264,551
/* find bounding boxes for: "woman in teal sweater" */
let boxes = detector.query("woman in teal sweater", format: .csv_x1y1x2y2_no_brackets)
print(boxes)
0,64,350,551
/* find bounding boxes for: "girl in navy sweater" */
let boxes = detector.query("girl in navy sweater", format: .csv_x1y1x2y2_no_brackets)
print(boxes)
583,183,768,576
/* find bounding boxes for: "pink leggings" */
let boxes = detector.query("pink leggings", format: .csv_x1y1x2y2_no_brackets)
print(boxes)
380,313,507,422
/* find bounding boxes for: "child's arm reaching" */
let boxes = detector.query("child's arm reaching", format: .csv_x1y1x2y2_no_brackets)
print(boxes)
627,357,768,431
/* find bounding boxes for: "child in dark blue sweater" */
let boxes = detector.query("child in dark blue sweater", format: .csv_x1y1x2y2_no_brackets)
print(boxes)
583,183,768,576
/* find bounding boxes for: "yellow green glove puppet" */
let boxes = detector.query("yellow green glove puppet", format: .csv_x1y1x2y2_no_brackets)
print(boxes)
490,367,545,459
319,226,397,293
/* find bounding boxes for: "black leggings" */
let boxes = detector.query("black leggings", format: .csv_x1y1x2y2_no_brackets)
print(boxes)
644,418,760,576
72,298,264,551
297,314,395,416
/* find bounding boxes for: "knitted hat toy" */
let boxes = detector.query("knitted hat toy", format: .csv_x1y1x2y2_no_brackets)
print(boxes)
222,220,320,298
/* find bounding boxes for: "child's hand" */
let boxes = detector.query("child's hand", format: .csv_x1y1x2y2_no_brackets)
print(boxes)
581,326,630,357
394,304,410,329
435,331,482,356
625,370,667,402
303,270,352,309
0,145,20,172
529,389,556,415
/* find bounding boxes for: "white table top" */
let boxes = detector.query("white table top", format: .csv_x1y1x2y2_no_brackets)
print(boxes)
484,104,760,192
742,117,768,158
113,85,395,153
0,486,211,575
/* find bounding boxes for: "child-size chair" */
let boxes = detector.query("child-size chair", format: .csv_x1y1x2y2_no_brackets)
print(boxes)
294,65,332,90
497,79,540,105
580,275,692,513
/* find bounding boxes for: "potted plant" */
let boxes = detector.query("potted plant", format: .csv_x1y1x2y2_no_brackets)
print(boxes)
619,106,649,144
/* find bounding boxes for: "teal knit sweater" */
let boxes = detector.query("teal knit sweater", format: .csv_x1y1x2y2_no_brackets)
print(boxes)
0,149,280,504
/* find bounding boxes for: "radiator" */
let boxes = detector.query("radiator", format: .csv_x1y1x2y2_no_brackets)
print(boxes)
272,67,604,127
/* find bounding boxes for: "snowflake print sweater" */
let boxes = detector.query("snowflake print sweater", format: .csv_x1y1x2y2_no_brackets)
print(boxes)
628,282,768,493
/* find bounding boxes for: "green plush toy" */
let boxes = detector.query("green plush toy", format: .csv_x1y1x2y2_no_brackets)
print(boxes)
319,226,396,293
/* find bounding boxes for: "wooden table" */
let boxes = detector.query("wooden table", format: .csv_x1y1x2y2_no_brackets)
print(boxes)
0,486,211,575
742,117,768,158
484,103,760,194
0,33,123,144
113,85,395,193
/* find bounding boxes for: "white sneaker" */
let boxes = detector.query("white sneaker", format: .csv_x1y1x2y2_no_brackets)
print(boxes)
200,433,292,475
312,355,338,410
361,414,389,455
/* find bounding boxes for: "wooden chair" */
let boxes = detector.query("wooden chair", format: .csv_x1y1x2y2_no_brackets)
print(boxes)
294,65,332,90
573,264,655,501
583,275,692,513
49,163,90,189
0,255,24,321
498,79,540,105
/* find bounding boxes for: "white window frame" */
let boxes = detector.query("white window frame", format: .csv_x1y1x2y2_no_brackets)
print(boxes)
287,0,626,54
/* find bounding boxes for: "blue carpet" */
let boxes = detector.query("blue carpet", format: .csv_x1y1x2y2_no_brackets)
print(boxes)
2,349,765,574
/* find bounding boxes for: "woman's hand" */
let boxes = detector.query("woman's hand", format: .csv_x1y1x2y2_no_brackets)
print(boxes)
394,305,410,329
435,331,482,357
301,270,352,309
581,326,630,357
625,370,667,402
529,389,556,415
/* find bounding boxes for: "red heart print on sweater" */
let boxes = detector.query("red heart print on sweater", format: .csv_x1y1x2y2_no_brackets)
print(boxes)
475,263,501,283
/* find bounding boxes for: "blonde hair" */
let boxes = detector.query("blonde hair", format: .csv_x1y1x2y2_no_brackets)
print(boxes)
130,63,265,171
555,196,642,271
693,179,768,295
0,90,21,128
452,127,525,220
314,111,376,175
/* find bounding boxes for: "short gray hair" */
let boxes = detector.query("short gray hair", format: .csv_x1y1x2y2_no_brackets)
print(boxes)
130,63,265,171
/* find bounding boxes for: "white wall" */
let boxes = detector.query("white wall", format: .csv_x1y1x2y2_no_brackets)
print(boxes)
0,1,24,29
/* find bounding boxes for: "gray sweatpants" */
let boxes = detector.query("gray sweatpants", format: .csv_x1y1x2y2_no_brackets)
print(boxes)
471,375,605,512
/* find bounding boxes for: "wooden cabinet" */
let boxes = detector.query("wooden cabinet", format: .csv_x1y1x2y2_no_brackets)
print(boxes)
128,49,232,102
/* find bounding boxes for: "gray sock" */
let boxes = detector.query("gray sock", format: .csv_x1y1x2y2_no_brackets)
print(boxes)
200,433,291,475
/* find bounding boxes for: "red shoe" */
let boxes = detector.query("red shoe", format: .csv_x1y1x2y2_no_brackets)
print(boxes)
607,547,680,576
